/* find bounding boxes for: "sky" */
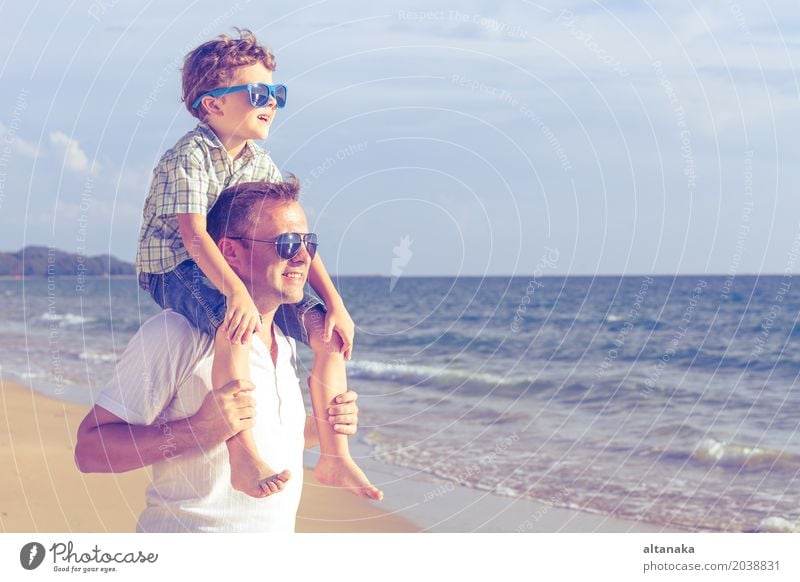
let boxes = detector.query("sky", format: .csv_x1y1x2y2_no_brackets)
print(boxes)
0,0,797,276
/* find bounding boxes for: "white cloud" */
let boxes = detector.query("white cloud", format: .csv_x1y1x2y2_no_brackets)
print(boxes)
0,122,40,158
48,131,99,175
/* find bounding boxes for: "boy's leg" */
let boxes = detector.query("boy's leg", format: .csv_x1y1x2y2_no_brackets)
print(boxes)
302,307,383,500
212,328,290,498
164,260,289,498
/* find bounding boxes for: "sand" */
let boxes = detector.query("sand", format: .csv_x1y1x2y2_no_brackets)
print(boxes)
0,379,416,533
1,378,683,533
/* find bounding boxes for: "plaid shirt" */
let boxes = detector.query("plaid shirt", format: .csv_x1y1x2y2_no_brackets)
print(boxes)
136,123,282,281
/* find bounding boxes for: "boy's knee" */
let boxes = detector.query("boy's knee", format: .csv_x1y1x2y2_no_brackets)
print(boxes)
301,306,330,348
308,327,343,355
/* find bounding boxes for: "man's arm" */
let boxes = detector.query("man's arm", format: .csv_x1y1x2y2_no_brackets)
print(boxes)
75,380,255,473
303,389,360,450
75,405,206,473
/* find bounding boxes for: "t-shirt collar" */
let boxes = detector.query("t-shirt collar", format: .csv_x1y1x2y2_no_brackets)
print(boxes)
196,122,224,149
251,323,287,367
196,122,257,161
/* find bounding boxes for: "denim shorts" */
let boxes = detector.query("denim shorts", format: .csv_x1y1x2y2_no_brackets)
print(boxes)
142,259,324,346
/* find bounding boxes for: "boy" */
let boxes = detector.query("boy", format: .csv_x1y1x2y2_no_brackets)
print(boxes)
135,29,381,500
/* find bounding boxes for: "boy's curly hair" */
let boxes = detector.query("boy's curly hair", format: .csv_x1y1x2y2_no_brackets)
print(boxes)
182,28,276,120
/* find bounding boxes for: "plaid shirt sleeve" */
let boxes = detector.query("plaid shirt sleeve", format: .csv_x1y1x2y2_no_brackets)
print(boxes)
138,139,283,277
154,153,212,217
252,149,283,183
268,159,283,183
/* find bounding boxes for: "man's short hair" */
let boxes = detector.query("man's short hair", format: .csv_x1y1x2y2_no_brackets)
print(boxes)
182,28,276,120
207,176,301,243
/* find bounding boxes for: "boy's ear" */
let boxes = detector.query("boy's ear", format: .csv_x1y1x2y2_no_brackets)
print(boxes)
200,95,222,117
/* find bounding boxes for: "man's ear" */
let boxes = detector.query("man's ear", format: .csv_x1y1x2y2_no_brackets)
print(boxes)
218,238,240,267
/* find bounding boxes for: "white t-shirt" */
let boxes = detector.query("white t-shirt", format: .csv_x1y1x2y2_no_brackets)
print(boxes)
95,310,307,533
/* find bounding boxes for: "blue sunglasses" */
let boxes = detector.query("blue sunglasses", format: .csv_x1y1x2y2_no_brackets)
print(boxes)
192,83,288,110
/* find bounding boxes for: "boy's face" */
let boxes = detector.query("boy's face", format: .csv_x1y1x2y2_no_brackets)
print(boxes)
207,62,277,143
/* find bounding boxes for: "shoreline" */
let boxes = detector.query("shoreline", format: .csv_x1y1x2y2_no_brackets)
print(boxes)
0,275,137,280
307,441,687,533
4,377,686,533
1,274,791,281
0,379,416,533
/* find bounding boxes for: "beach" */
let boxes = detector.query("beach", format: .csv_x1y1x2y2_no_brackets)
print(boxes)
0,379,416,533
2,378,683,533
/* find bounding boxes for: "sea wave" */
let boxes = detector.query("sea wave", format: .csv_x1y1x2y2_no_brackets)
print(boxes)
40,312,95,326
605,313,666,330
690,438,800,473
35,312,148,334
753,516,799,533
374,328,525,355
644,421,707,440
347,359,541,397
78,351,118,363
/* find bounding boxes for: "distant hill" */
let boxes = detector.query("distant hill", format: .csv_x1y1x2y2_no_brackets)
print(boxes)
0,246,135,277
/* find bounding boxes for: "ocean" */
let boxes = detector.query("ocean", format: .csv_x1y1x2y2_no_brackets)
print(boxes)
2,274,798,532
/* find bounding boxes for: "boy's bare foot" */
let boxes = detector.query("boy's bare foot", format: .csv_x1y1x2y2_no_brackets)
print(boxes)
314,456,384,501
230,459,291,498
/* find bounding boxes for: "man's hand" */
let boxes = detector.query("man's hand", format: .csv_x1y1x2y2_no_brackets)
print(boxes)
324,302,356,360
327,389,359,435
190,379,256,449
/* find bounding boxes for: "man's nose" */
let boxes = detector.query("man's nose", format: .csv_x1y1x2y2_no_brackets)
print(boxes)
290,241,312,265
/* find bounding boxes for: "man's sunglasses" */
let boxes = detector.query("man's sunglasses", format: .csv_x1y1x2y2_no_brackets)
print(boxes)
192,83,288,110
228,232,318,261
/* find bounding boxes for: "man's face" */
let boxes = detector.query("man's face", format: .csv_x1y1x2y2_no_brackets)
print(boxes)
230,200,312,309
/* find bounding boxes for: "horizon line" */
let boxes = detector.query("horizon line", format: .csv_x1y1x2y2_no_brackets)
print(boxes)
0,272,793,279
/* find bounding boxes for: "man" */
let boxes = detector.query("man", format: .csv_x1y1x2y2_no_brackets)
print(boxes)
74,178,362,532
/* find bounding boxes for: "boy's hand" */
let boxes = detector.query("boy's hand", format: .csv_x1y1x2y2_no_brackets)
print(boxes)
225,288,262,344
324,303,355,360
